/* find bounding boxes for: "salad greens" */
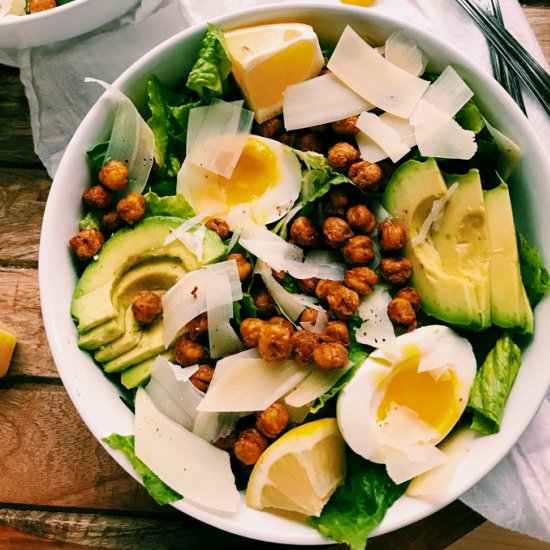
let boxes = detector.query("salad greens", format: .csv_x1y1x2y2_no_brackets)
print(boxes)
518,232,550,306
143,190,194,219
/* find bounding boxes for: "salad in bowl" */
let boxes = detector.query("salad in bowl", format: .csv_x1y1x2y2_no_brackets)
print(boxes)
40,4,550,547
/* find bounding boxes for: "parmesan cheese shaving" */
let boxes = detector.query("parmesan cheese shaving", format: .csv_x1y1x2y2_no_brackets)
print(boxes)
384,31,427,77
328,26,430,118
196,357,312,412
164,214,207,245
282,72,374,131
134,389,239,512
356,112,411,163
379,112,416,147
300,308,329,334
355,131,388,164
412,182,458,246
422,66,473,118
186,99,254,178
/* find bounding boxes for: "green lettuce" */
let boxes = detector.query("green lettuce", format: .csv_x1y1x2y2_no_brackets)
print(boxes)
86,141,109,176
79,212,100,231
517,233,550,307
144,191,194,219
455,99,485,134
186,24,233,100
311,452,407,550
468,333,522,435
103,434,181,506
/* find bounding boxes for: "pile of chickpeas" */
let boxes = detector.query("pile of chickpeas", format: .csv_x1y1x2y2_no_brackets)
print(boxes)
69,160,147,261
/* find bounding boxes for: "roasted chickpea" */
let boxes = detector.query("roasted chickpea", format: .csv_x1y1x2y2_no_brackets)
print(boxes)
380,257,412,285
342,235,375,266
346,204,376,234
327,286,360,320
100,210,125,235
254,289,276,317
257,118,284,140
313,342,349,370
297,277,319,295
378,220,407,251
268,316,295,337
240,318,266,348
205,217,230,240
315,279,343,301
300,308,319,324
298,133,324,153
324,188,350,217
327,142,360,170
387,297,416,326
271,268,286,283
185,312,208,341
234,428,268,466
321,321,350,347
189,364,214,392
256,403,290,439
213,431,237,451
175,335,205,367
69,228,104,261
290,330,319,365
82,185,114,210
290,216,319,247
116,193,146,224
98,160,129,191
344,266,378,295
395,287,421,312
227,253,252,282
323,217,354,249
28,0,56,13
348,160,383,191
331,116,359,135
258,324,293,362
279,132,300,148
131,290,162,324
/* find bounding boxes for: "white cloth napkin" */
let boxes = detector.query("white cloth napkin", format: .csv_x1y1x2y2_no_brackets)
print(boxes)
2,0,549,541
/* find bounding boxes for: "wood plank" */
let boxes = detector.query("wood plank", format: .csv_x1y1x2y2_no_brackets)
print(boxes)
524,7,550,61
0,167,50,266
0,524,86,550
0,384,161,512
0,268,57,379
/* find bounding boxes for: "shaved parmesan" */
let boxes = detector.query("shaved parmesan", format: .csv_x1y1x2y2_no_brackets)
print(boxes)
283,72,373,131
412,100,477,160
162,260,242,347
355,132,388,164
145,356,202,430
356,286,398,355
412,182,458,246
384,31,427,77
384,443,446,484
379,113,416,147
85,78,154,196
417,344,455,382
422,66,473,117
300,308,329,334
164,214,207,245
285,361,353,408
134,389,239,512
186,99,254,178
205,273,243,359
328,26,429,118
303,250,345,281
166,218,207,263
196,357,312,413
356,112,410,163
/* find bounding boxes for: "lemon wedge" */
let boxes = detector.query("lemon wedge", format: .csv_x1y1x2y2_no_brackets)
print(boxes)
0,322,16,378
246,418,346,516
224,23,324,123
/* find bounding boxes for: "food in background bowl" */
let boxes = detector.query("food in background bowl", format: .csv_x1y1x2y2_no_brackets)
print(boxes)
40,4,550,547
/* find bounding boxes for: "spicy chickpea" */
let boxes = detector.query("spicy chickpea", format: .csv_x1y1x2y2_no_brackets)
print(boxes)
348,160,383,191
98,160,129,191
327,142,360,170
315,279,343,301
254,289,276,317
313,342,349,370
290,330,319,365
290,216,319,247
116,193,146,224
387,297,416,326
258,324,293,362
331,116,359,135
344,266,378,295
395,287,422,312
239,318,266,348
185,312,208,341
82,185,114,210
189,364,214,393
380,257,412,285
175,335,205,367
234,428,268,466
69,228,104,261
327,285,360,320
346,204,376,234
297,277,319,295
321,321,350,347
378,220,407,251
227,253,253,282
255,403,290,439
131,290,162,324
342,235,376,266
324,188,350,217
205,217,230,240
323,217,354,249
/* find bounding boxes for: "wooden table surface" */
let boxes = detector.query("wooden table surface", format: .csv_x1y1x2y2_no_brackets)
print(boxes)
0,4,548,549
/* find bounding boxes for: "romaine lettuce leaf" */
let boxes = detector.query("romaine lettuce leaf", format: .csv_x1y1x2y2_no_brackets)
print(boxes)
144,191,194,219
517,232,550,307
87,141,109,176
79,212,100,231
186,24,233,101
468,333,522,435
311,451,407,550
103,434,181,505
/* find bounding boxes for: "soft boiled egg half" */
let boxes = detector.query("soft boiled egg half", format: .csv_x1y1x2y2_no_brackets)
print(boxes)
337,325,477,484
176,136,302,229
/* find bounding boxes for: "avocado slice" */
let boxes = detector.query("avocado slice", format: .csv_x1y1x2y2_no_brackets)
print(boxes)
484,182,533,333
72,216,226,333
94,307,141,363
120,349,176,389
382,159,491,330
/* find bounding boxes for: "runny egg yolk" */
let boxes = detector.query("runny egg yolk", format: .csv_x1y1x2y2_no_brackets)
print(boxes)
376,344,460,435
217,137,279,206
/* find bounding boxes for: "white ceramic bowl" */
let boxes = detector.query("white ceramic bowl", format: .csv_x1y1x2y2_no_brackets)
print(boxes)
0,0,140,49
40,3,550,545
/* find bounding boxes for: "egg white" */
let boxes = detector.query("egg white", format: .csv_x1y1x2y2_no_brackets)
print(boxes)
337,325,477,483
176,136,302,229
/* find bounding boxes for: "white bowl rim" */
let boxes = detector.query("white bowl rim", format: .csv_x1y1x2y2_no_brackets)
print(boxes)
39,2,550,545
1,0,94,27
